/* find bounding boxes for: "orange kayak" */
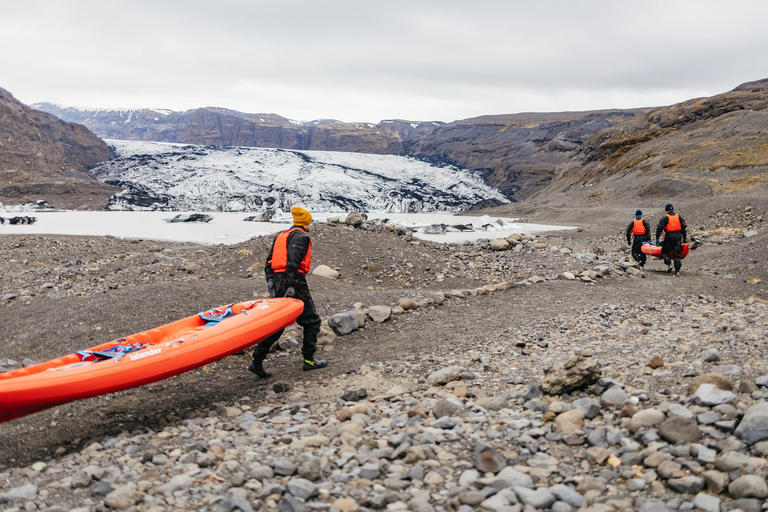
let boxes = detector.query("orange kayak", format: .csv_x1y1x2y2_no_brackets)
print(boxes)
641,242,689,259
0,298,303,423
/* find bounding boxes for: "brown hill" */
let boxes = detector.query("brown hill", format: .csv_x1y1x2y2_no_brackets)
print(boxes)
536,79,768,206
0,89,116,209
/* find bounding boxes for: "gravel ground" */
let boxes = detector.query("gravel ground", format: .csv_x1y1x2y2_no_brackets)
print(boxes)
1,203,767,512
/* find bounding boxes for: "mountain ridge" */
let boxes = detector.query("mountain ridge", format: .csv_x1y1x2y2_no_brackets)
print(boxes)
34,103,647,200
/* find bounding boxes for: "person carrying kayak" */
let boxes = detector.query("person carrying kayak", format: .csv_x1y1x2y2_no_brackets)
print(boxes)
249,206,327,378
655,203,688,277
626,209,651,268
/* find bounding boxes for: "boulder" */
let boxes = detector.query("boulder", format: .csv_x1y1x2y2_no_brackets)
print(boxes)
427,366,466,386
735,402,768,444
542,354,602,395
312,265,339,279
328,311,360,335
345,212,365,227
658,417,701,443
490,239,509,251
686,373,733,395
366,306,391,323
694,383,736,406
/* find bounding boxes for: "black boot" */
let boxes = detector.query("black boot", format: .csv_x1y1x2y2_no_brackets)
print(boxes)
303,359,328,371
248,358,271,378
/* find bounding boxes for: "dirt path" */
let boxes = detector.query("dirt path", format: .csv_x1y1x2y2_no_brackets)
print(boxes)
0,261,750,467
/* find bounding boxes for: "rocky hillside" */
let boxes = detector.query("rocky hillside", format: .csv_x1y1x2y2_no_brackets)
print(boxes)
34,104,647,201
537,79,768,206
0,89,116,209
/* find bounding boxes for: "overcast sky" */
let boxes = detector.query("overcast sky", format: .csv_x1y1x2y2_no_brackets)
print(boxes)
2,0,768,123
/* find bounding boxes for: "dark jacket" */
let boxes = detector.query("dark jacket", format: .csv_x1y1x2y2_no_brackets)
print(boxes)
656,213,687,243
265,225,311,287
626,218,651,244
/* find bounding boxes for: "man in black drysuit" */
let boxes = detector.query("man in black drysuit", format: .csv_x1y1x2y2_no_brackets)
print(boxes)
656,203,688,277
626,209,651,268
248,206,327,378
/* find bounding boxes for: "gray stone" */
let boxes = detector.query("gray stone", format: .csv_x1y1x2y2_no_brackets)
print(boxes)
552,502,573,512
367,306,391,323
91,479,116,497
496,466,534,489
70,470,92,489
215,497,255,512
638,501,673,512
601,387,629,406
728,475,768,499
432,399,461,418
328,311,360,335
692,493,720,512
274,458,298,476
659,416,701,443
426,366,466,386
513,486,556,509
298,457,321,481
667,476,704,494
360,462,381,480
104,485,141,510
573,397,602,419
627,478,646,491
278,494,305,512
755,375,768,388
694,383,736,406
703,470,728,494
285,478,317,499
154,474,195,494
548,484,585,508
340,386,367,402
735,402,768,444
4,484,38,500
703,349,720,362
667,403,694,419
523,382,542,400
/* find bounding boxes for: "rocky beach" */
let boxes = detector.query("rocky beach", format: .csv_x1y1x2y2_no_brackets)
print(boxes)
1,199,768,512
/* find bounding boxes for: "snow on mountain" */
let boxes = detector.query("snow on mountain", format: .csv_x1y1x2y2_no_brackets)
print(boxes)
91,141,510,213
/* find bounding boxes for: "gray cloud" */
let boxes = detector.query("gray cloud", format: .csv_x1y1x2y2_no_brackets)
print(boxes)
2,0,767,122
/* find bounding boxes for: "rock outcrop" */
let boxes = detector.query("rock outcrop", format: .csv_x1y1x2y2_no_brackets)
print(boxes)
0,88,116,208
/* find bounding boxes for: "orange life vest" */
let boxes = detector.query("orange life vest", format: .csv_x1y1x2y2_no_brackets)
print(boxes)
664,213,682,232
269,227,312,274
631,219,647,235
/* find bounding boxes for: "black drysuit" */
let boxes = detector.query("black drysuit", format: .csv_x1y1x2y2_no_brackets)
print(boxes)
656,213,688,272
252,226,321,363
626,218,651,267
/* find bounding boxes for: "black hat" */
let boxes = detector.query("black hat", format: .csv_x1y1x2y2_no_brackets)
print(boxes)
635,209,642,217
665,203,674,212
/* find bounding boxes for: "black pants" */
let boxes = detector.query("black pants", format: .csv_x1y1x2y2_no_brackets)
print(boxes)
252,274,321,362
661,232,684,272
631,237,649,267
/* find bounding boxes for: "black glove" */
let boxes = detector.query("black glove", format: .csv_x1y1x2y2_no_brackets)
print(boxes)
284,287,296,298
267,279,276,298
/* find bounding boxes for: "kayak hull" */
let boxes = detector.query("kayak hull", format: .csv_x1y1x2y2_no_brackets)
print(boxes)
641,242,689,259
0,298,303,423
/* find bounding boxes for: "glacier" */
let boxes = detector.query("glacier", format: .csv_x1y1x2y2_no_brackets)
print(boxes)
91,141,510,213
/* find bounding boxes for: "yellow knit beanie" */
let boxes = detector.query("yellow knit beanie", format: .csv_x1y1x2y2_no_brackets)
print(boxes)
291,206,313,226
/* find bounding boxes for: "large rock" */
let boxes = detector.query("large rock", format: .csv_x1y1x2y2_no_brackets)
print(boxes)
728,475,768,499
490,239,509,251
735,402,768,444
426,366,466,386
366,306,391,323
328,311,360,335
554,409,585,434
686,373,733,395
513,487,555,509
658,417,701,443
312,265,339,279
694,383,736,406
345,212,365,227
542,354,601,395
